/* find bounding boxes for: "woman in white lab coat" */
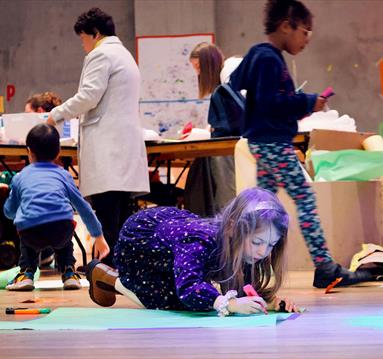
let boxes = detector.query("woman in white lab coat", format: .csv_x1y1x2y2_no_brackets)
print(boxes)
48,8,149,266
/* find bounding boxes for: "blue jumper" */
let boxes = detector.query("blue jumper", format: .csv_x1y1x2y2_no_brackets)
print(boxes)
4,162,102,237
231,43,317,142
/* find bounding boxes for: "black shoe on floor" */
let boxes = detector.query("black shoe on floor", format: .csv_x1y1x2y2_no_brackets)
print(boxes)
313,261,374,288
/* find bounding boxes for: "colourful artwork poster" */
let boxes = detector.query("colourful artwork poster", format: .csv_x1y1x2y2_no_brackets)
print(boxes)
136,33,214,139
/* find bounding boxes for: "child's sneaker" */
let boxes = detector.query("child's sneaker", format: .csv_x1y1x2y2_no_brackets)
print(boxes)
6,269,35,291
62,266,82,290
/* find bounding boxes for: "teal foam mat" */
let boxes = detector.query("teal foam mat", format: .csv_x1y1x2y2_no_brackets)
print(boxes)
0,307,294,330
348,314,383,330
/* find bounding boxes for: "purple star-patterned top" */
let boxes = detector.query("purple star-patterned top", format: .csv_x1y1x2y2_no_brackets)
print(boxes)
114,206,221,311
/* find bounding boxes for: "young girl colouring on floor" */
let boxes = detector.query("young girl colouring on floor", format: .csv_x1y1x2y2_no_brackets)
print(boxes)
87,187,299,315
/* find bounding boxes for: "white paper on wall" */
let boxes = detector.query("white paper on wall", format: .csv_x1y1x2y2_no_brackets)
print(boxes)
137,34,214,139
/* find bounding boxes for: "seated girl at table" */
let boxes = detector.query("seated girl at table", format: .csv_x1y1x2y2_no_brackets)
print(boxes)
184,42,238,217
25,92,62,113
87,187,299,315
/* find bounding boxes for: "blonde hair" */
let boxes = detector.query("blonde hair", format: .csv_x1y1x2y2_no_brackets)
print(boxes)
26,92,62,112
208,187,289,303
189,42,224,99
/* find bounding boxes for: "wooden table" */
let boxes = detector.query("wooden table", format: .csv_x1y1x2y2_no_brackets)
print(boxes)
146,136,240,161
146,133,309,160
145,134,309,183
0,133,309,174
0,143,78,174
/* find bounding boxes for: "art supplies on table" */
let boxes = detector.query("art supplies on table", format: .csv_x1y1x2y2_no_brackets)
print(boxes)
1,113,63,143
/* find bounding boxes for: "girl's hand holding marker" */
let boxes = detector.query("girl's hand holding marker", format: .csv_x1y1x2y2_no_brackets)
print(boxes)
242,284,268,314
243,284,300,313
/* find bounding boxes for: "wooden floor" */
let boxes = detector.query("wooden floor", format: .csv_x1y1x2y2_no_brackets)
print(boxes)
0,269,382,359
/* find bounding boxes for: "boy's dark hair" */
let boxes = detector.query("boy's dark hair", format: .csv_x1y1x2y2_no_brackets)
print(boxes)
26,124,60,162
264,0,313,34
74,8,116,37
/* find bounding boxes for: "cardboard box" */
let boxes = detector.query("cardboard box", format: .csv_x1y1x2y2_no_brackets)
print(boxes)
306,129,375,179
281,181,383,270
308,129,375,151
284,130,383,270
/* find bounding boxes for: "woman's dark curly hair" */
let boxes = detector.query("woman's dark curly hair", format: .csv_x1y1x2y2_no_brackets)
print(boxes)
74,7,115,37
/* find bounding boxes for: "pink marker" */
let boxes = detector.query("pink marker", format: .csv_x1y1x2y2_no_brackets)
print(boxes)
320,87,335,99
243,284,268,314
243,284,258,297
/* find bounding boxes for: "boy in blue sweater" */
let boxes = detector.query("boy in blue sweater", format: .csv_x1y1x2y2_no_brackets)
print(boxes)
3,124,109,291
231,0,374,288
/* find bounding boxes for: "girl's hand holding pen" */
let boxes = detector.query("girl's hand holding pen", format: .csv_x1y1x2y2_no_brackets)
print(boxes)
242,284,268,314
313,87,334,112
228,296,268,315
313,96,327,112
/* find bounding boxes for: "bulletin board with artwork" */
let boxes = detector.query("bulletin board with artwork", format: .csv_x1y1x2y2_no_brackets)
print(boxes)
136,33,215,139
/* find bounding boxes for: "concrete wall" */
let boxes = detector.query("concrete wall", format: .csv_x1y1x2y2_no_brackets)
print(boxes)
0,0,134,113
1,0,383,132
135,0,215,36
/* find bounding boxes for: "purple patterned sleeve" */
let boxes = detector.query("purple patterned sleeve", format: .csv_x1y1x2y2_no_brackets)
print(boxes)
172,224,220,311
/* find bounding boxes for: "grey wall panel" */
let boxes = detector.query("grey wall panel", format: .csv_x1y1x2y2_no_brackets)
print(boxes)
293,0,383,132
135,0,215,36
0,0,134,113
215,0,264,58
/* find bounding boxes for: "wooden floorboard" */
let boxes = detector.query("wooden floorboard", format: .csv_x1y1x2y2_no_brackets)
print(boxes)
0,269,382,359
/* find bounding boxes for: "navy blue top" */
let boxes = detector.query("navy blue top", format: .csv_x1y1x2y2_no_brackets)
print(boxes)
4,162,102,237
231,43,317,143
114,207,222,311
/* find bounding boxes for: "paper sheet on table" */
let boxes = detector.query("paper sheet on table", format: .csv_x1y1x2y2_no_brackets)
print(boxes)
298,110,356,133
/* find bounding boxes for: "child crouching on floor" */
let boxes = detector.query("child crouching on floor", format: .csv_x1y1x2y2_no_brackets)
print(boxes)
87,187,299,315
3,123,109,291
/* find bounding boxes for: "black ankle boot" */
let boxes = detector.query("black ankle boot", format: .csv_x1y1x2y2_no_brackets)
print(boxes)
313,261,374,288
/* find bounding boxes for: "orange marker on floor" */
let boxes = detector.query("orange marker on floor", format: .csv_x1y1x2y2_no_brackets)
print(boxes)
5,307,51,314
324,277,343,294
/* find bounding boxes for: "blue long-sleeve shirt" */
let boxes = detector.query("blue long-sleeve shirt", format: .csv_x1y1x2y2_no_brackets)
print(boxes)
4,162,102,237
230,43,317,143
